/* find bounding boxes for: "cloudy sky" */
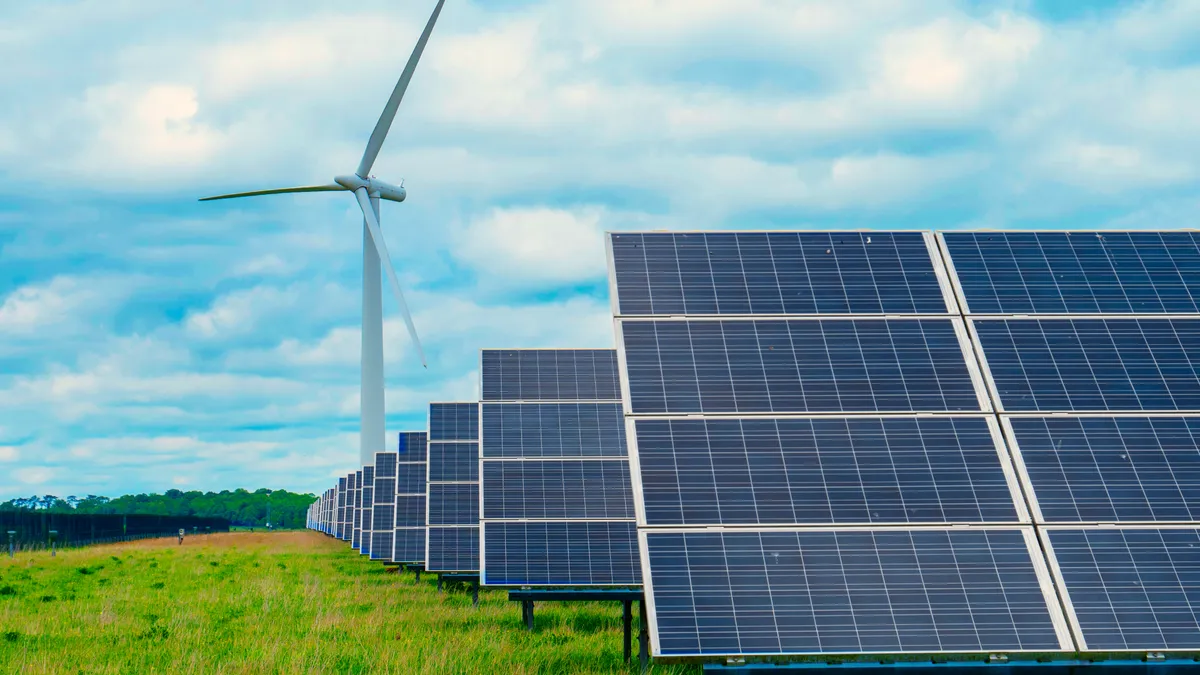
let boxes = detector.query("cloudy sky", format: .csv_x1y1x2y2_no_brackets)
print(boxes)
0,0,1197,500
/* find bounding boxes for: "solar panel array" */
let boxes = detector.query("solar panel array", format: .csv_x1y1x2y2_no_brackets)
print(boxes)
426,402,480,573
336,475,349,540
609,231,1073,659
480,349,641,586
394,431,428,565
352,469,364,550
940,230,1200,653
360,465,375,557
371,451,398,561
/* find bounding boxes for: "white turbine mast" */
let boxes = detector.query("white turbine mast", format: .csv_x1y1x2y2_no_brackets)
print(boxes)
200,0,446,467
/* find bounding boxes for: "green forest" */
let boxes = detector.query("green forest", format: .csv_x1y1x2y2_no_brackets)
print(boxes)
0,488,316,529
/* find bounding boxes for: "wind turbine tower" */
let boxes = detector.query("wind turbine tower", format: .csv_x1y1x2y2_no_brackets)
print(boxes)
201,0,447,467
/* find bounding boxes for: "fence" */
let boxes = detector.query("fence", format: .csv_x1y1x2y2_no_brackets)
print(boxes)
0,512,231,552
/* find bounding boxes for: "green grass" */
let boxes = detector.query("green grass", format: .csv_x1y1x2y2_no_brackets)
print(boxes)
0,531,697,674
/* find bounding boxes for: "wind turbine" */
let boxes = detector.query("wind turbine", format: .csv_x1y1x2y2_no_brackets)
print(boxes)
200,0,446,467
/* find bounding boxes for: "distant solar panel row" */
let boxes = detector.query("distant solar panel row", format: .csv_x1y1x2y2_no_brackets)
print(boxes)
394,432,428,565
480,349,641,587
426,402,481,573
360,465,375,556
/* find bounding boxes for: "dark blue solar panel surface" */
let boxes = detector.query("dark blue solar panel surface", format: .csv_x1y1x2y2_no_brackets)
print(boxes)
974,318,1200,412
943,232,1200,315
622,318,982,414
396,463,427,495
428,527,480,572
481,349,621,402
610,231,950,317
430,402,479,441
429,484,479,526
480,403,628,458
635,417,1019,526
374,451,397,478
428,442,479,482
482,460,634,520
1009,416,1200,523
393,527,425,564
646,528,1062,656
372,502,395,531
398,431,427,455
1047,527,1200,650
396,495,426,527
483,521,642,586
370,531,393,561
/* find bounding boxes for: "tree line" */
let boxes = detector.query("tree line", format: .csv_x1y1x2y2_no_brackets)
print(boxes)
0,488,317,529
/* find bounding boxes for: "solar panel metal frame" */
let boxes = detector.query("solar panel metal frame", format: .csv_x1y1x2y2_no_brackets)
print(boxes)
936,231,1200,317
425,401,480,573
613,315,995,417
1037,523,1200,652
606,231,962,319
966,315,1200,415
999,413,1200,525
637,524,1074,658
478,348,641,588
624,413,1032,528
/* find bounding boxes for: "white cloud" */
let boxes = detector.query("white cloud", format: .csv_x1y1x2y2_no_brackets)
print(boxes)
455,207,607,286
0,277,92,334
14,467,52,485
0,447,18,462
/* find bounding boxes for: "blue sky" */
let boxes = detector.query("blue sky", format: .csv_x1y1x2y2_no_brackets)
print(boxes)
0,0,1197,499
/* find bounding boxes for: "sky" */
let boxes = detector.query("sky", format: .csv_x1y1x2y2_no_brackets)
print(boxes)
0,0,1198,500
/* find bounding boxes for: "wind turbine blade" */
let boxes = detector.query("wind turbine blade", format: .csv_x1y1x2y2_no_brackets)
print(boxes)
354,187,428,369
199,184,346,202
355,0,446,178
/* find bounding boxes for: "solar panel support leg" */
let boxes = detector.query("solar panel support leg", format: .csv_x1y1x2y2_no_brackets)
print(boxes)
622,599,632,663
472,579,479,607
437,574,443,592
414,567,421,583
638,599,649,672
522,600,534,630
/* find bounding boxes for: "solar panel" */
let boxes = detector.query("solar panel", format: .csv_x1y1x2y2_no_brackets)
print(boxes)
426,402,481,573
1041,526,1200,651
337,475,350,540
482,521,641,586
480,349,641,587
621,318,988,414
479,403,627,458
393,431,427,564
361,465,375,556
633,416,1026,526
1004,415,1200,523
370,452,396,561
941,231,1200,315
481,349,621,402
352,469,363,550
972,318,1200,412
609,231,955,316
644,527,1071,656
482,460,634,520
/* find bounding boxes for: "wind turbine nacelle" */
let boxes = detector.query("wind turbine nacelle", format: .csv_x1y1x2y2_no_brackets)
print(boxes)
334,175,407,203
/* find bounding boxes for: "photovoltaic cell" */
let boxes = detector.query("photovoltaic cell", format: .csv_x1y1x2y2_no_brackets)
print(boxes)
1044,527,1200,650
483,521,641,586
430,402,479,441
1007,416,1200,523
398,431,427,456
482,460,634,521
428,443,479,482
480,403,628,458
481,349,621,402
610,231,951,316
396,463,428,495
428,483,479,526
394,527,425,564
942,231,1200,315
621,318,984,414
428,527,479,573
973,318,1200,412
371,531,394,560
396,495,427,526
645,528,1066,656
634,416,1021,526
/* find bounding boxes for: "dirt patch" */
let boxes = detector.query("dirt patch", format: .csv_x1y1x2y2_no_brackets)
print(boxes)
98,531,337,553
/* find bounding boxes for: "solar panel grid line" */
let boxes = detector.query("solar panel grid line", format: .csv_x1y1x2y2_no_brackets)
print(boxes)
1035,524,1200,652
624,413,1032,528
614,316,993,416
637,525,1075,658
938,231,1200,316
479,348,622,403
966,316,1200,414
604,231,961,318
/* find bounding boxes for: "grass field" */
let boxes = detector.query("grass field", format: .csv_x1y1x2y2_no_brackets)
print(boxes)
0,531,697,674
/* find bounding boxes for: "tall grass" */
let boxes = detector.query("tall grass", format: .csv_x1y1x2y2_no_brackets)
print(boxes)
0,531,696,674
